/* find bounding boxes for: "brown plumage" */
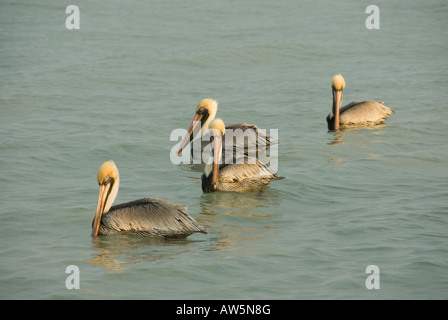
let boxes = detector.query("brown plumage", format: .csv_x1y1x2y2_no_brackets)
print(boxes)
92,161,207,238
177,98,277,159
201,119,284,193
327,74,394,130
97,198,207,238
202,159,284,193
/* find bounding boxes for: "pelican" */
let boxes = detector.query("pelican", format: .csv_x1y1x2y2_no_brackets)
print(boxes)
177,98,276,159
327,74,394,131
201,118,284,193
92,160,207,238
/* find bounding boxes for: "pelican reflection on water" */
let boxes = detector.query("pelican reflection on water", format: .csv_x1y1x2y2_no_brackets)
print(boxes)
201,118,284,193
177,98,277,160
327,74,394,131
92,160,207,238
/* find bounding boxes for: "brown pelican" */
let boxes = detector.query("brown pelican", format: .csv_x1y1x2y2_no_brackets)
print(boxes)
177,98,276,158
92,160,207,238
201,118,284,193
327,74,394,131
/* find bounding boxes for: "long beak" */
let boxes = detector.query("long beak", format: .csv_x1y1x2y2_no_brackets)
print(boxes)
332,88,343,131
91,182,111,237
212,135,221,190
177,112,204,155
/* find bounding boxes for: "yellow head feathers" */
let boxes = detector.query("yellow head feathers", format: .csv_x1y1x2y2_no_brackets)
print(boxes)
331,74,345,91
196,98,218,113
209,118,226,136
97,160,119,184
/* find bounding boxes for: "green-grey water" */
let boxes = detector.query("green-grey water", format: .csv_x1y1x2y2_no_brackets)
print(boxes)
1,0,447,299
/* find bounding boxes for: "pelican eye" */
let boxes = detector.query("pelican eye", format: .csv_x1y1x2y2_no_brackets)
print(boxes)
332,85,343,92
101,175,112,185
197,106,207,115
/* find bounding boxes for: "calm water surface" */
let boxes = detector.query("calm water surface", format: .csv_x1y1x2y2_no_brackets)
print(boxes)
1,0,447,299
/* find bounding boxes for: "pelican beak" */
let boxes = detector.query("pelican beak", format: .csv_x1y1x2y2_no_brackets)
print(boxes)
212,134,221,190
91,177,112,237
332,88,343,131
177,108,206,155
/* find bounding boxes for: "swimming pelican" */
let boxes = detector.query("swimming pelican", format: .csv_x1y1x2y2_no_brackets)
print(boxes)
177,98,276,158
327,74,394,131
201,118,284,193
92,160,207,238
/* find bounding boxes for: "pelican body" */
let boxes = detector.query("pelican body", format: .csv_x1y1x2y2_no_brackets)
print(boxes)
327,75,394,130
201,119,284,193
92,161,207,238
177,98,276,159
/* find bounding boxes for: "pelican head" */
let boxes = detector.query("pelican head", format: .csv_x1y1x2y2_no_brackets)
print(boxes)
92,160,120,237
177,98,218,155
208,117,225,137
330,74,345,130
331,74,345,91
204,118,225,190
196,98,218,125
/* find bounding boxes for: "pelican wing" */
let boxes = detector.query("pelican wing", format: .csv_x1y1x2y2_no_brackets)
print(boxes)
100,198,207,237
219,158,281,183
199,123,276,163
339,101,394,126
211,158,284,192
224,123,276,153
